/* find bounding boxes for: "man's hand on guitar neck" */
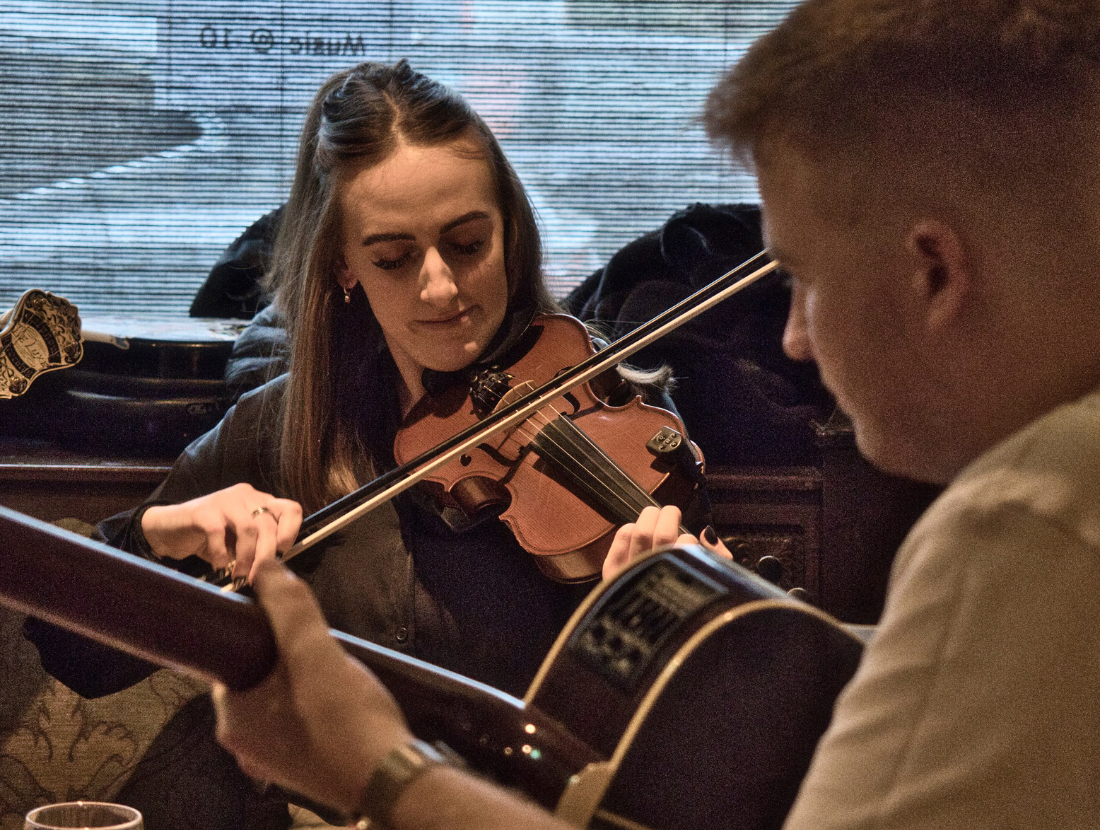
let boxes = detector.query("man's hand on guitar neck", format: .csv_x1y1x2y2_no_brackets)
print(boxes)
212,559,407,815
212,559,571,830
603,505,732,581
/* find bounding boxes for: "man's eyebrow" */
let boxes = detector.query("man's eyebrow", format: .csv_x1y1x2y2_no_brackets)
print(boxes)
359,211,491,246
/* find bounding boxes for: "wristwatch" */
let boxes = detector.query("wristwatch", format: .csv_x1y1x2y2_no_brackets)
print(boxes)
353,739,458,830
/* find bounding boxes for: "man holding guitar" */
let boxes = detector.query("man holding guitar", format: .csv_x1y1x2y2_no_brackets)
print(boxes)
213,1,1100,828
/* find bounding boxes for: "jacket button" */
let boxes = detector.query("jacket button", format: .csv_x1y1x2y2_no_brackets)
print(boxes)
395,626,409,643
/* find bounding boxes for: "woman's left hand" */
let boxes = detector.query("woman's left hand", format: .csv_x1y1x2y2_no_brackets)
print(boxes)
603,505,731,581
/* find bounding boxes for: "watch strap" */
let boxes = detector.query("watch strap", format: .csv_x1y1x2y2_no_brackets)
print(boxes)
353,739,455,830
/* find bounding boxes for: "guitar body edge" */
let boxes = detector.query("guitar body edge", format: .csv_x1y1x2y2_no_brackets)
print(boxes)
530,546,864,830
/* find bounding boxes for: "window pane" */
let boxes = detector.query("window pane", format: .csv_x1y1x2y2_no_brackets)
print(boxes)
0,0,795,315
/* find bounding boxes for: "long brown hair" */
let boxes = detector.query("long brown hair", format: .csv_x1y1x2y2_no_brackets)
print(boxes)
268,60,556,511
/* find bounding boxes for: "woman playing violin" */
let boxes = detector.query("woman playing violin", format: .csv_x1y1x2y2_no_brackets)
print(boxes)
29,59,701,830
23,61,651,830
28,59,714,830
31,48,704,735
100,59,608,691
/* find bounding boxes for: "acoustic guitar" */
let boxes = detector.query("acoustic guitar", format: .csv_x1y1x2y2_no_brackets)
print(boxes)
0,504,862,830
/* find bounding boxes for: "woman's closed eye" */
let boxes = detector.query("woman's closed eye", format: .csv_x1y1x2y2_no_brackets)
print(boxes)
371,246,415,271
447,238,485,257
366,225,490,272
443,216,492,261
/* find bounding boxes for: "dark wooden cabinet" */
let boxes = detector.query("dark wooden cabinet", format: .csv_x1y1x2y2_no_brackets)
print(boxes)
0,440,171,526
706,466,822,598
706,419,940,624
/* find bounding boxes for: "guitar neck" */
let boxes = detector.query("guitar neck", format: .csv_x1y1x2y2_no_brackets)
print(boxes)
0,505,599,808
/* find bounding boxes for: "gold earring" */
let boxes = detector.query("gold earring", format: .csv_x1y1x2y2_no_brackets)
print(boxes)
343,286,351,304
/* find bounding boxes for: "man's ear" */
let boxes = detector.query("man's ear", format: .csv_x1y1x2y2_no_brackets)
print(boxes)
906,219,971,331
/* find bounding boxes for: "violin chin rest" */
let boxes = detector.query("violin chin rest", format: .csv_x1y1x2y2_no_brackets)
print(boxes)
432,475,510,516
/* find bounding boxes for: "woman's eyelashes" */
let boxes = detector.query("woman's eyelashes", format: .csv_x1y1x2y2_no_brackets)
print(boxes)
447,237,485,257
369,236,487,272
372,249,414,271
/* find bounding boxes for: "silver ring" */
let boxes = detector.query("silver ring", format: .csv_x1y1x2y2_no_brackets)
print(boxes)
251,506,272,519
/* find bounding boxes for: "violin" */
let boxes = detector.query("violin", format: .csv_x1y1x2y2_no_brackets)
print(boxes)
252,252,779,588
394,313,702,582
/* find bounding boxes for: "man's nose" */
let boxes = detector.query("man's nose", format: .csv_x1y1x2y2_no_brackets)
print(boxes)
782,286,813,361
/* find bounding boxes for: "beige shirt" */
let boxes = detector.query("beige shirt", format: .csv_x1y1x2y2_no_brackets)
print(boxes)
784,387,1100,829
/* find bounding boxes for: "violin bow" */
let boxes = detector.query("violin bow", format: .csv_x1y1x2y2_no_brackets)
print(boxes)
279,250,779,565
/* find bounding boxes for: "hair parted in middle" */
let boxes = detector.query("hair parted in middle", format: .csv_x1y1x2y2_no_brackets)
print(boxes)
269,59,557,510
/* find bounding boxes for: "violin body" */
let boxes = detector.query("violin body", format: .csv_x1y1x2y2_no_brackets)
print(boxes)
395,314,703,583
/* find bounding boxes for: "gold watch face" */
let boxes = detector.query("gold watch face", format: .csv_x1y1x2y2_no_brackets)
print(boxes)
0,289,83,399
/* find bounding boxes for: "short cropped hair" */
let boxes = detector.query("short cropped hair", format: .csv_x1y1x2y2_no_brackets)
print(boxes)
704,0,1100,168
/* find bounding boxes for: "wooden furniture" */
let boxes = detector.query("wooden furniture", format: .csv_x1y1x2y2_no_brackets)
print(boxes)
0,439,172,525
707,417,940,624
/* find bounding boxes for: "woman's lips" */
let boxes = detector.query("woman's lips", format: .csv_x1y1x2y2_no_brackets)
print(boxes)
419,307,473,326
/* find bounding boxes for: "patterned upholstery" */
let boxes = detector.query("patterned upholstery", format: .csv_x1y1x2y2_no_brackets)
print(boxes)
0,518,339,830
0,603,207,829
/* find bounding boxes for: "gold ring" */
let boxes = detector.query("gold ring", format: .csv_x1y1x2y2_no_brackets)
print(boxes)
251,506,272,519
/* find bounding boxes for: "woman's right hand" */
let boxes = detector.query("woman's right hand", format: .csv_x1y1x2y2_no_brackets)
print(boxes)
141,483,303,584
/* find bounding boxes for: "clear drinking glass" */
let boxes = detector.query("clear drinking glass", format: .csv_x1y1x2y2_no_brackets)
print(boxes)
24,801,143,830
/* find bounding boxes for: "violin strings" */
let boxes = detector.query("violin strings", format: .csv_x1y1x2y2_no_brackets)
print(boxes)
514,397,661,514
507,400,662,522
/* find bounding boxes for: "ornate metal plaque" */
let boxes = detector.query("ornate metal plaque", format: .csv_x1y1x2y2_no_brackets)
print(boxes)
0,290,82,399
